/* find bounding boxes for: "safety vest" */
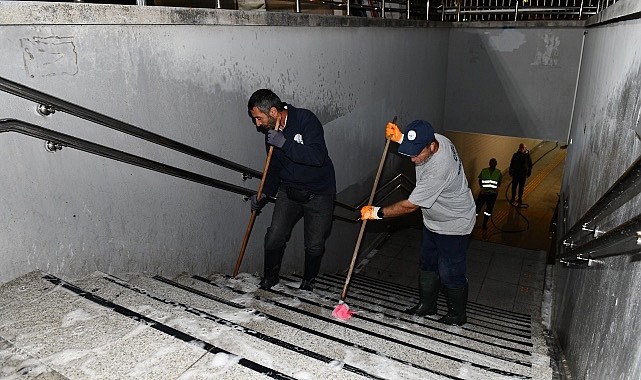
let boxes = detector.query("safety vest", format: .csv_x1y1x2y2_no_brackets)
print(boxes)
480,168,501,193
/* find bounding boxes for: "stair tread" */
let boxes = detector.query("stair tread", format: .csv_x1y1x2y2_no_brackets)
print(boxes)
0,270,552,380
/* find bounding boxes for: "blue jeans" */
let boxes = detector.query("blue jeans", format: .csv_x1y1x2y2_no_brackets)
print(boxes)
419,227,469,289
263,187,335,282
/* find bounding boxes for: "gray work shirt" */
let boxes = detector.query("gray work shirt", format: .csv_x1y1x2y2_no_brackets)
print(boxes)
408,134,476,235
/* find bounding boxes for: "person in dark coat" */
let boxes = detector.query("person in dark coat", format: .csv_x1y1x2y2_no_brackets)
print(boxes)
247,89,336,292
508,143,532,205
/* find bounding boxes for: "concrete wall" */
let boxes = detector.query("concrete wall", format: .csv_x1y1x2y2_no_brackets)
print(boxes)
0,3,449,283
552,1,641,378
6,1,639,377
444,25,585,142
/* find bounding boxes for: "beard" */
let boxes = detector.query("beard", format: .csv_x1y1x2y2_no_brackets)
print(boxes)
258,114,279,132
414,146,435,166
266,114,279,130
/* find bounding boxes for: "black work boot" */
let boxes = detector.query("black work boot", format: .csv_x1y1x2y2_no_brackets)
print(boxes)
299,279,315,291
405,271,440,316
259,272,279,290
260,248,283,290
439,284,468,326
300,253,323,291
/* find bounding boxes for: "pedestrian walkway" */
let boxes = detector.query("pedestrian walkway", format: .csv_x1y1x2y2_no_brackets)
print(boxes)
472,141,564,252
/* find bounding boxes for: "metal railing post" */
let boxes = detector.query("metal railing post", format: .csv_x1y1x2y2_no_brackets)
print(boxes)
579,0,583,19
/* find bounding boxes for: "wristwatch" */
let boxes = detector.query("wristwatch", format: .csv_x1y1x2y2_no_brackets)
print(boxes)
377,207,385,219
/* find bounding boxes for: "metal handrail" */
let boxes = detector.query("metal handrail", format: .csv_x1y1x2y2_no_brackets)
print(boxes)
561,154,641,247
438,0,617,22
0,118,418,224
334,172,415,212
0,77,420,221
560,213,641,266
17,0,620,20
0,76,263,180
0,118,261,197
559,153,641,265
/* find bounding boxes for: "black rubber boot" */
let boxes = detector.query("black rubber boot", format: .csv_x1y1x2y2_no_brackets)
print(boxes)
439,284,468,326
405,271,440,316
259,272,279,290
299,253,323,291
482,215,489,229
260,248,283,290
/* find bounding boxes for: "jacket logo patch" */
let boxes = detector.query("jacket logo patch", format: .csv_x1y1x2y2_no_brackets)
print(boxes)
294,134,304,144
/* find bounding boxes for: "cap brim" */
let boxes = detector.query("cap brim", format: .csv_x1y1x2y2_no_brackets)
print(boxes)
398,142,423,157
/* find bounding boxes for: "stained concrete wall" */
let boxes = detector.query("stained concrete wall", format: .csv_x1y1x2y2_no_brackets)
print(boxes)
2,1,640,377
552,1,641,378
0,3,450,283
444,25,585,142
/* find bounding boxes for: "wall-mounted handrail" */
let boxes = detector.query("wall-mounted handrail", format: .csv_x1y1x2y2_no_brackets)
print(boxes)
0,118,259,197
0,76,263,179
560,212,641,265
1,118,417,225
561,153,641,247
0,76,395,215
558,152,641,265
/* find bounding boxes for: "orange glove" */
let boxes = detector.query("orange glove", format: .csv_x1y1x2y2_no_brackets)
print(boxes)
360,205,382,220
385,122,403,143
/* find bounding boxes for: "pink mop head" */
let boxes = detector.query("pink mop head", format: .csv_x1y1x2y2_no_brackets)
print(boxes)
332,301,356,320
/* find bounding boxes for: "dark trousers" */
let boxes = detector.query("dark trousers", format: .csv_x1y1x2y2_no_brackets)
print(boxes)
511,175,526,201
263,188,335,282
419,227,469,289
475,191,498,216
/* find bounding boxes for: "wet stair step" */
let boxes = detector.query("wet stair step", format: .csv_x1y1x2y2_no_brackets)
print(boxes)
0,270,553,379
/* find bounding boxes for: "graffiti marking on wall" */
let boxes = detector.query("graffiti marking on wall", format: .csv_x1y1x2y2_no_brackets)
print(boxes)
20,36,78,78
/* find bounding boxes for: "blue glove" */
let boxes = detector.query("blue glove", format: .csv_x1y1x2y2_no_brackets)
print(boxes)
250,193,268,212
267,129,286,148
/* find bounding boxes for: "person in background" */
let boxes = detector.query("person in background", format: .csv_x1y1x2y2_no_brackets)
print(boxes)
360,120,475,326
247,89,336,292
475,158,502,229
509,143,532,205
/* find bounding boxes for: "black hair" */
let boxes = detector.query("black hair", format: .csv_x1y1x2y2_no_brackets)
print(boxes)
247,89,285,115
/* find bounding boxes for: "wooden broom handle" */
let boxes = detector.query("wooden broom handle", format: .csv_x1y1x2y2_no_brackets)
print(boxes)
340,116,396,300
233,115,281,277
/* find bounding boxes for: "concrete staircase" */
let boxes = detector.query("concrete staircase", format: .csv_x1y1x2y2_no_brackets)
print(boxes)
0,269,552,379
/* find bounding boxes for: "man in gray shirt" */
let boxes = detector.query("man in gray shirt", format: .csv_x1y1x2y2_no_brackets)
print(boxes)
361,120,475,325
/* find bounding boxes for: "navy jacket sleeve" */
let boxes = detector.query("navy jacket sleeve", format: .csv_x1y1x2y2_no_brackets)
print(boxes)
280,110,328,167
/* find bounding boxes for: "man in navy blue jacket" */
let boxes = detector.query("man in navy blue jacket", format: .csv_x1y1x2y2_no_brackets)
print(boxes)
248,89,336,291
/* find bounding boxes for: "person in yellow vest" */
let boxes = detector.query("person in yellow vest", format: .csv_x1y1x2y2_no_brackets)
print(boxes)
475,158,502,230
